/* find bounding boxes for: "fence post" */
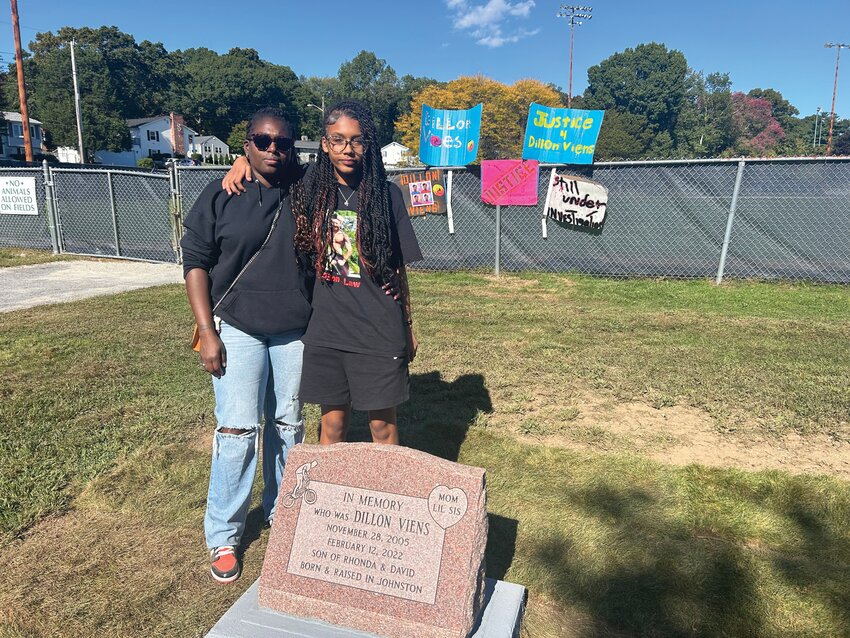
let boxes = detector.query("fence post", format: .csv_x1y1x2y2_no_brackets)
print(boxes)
715,160,746,285
41,160,60,254
169,164,183,264
107,170,121,257
494,204,501,276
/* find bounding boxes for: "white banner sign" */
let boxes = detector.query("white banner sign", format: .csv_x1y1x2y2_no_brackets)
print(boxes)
542,170,608,237
0,176,38,215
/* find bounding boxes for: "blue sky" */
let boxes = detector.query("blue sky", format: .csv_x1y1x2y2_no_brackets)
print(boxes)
0,0,847,120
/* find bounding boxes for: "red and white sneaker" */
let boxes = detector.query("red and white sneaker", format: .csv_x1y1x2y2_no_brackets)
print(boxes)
209,546,241,584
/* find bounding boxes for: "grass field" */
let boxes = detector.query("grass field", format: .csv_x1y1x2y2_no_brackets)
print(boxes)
1,272,849,637
0,248,75,268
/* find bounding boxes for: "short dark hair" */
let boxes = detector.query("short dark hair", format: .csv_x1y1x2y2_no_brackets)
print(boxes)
247,107,292,137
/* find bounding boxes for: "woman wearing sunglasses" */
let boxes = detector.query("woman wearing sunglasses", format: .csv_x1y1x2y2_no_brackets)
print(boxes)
181,107,313,584
223,100,421,448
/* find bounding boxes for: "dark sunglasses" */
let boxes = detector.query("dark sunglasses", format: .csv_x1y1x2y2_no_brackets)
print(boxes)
247,134,294,152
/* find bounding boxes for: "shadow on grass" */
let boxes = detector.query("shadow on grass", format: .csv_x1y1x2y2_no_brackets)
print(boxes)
241,506,268,556
486,513,518,581
348,371,492,463
530,483,767,638
771,497,850,630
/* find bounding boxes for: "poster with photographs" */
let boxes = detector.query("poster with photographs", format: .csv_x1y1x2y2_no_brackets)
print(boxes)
388,169,448,218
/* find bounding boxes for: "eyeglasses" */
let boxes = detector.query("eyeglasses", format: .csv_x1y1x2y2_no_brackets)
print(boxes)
247,134,294,152
325,135,368,153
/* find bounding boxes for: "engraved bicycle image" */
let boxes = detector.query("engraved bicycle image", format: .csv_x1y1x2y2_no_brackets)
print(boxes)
282,460,319,508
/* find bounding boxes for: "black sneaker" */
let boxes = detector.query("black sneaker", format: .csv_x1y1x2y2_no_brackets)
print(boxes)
209,546,240,584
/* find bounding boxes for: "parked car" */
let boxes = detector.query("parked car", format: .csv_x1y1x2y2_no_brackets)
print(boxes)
165,157,199,167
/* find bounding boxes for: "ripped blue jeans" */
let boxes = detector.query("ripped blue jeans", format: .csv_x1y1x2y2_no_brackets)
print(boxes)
204,320,305,550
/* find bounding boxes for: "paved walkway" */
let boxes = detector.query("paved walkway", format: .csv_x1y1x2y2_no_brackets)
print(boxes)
0,260,183,312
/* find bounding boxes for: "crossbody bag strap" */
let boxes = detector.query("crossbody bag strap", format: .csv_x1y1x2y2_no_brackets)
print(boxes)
212,197,284,313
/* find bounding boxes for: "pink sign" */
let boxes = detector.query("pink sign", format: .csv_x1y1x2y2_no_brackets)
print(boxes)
480,159,539,206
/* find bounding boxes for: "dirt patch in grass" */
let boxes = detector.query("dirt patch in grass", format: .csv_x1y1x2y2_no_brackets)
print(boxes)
515,390,850,481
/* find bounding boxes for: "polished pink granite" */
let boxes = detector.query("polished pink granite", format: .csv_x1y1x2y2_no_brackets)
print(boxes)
259,443,488,638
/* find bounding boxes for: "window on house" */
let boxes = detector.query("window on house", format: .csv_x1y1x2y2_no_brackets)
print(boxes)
188,135,193,144
147,130,160,142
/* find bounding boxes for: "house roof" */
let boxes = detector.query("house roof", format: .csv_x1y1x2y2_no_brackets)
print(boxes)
193,136,222,145
295,140,320,151
381,142,409,151
2,111,42,125
126,116,169,128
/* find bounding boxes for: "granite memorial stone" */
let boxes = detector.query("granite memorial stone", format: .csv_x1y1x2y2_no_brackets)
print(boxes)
258,443,488,638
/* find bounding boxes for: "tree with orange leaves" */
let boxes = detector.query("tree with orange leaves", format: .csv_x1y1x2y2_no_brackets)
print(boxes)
395,76,564,161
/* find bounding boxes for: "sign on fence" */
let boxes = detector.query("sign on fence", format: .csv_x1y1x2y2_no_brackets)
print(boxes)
522,103,604,165
389,169,448,217
0,176,37,215
543,170,608,234
419,104,482,166
481,159,539,206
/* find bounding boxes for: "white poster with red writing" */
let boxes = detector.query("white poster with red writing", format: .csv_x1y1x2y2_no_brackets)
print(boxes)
542,169,608,237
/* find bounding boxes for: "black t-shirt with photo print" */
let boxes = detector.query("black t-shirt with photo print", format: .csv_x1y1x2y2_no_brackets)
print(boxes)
302,182,423,357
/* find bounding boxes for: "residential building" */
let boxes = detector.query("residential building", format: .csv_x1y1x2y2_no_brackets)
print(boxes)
381,141,411,167
92,112,198,166
295,139,320,164
188,135,229,162
1,111,44,160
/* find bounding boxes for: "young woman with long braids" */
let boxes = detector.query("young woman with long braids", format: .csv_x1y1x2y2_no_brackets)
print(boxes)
223,100,422,446
182,107,314,583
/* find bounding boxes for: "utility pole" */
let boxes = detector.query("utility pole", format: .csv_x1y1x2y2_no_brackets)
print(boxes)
70,39,85,163
556,5,592,108
824,43,849,156
10,0,33,161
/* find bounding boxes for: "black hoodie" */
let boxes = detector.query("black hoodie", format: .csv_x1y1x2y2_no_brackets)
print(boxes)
180,175,314,335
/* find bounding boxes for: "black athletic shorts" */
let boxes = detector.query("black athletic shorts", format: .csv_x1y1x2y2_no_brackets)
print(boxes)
300,344,409,411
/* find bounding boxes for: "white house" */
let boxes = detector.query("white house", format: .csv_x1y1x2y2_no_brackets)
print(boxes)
91,113,198,166
187,135,229,162
1,111,44,160
295,139,320,164
381,141,411,167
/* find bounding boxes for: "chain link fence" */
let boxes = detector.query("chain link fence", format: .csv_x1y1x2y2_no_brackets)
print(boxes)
0,166,53,251
50,168,175,261
1,159,848,283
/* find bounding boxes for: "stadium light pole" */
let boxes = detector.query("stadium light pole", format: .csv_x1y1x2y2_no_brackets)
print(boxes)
812,106,821,150
824,42,849,156
556,5,592,108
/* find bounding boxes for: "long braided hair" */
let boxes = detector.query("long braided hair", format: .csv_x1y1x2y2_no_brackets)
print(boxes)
307,101,397,286
246,108,313,269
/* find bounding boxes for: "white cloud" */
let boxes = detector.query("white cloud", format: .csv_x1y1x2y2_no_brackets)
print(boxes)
445,0,538,48
477,27,540,48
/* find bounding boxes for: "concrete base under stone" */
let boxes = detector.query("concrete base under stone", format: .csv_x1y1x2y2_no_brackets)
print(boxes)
206,578,526,638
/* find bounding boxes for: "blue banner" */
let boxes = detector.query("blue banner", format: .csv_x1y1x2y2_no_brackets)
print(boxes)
522,103,604,164
419,103,482,166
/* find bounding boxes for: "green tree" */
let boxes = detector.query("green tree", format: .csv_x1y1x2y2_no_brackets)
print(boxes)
395,76,564,161
295,75,340,140
172,47,299,141
336,51,402,146
584,42,689,141
227,120,248,154
4,26,175,157
594,109,655,160
675,71,734,156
